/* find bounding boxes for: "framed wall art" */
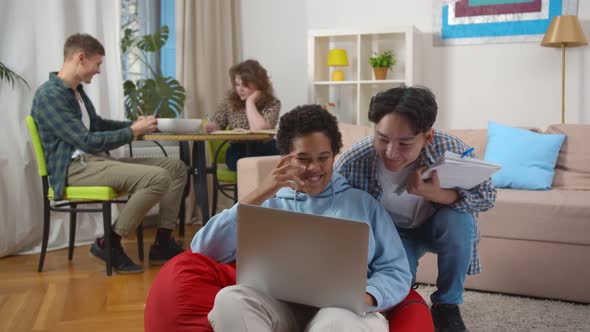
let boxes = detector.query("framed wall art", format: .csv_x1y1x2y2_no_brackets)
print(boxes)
433,0,580,45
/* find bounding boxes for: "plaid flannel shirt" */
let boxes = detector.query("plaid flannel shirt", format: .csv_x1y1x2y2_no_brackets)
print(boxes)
335,130,497,275
31,73,134,201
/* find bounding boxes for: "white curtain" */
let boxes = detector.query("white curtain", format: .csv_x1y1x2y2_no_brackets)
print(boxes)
0,0,124,257
175,0,239,120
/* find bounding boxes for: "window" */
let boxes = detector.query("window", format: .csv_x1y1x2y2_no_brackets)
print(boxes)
160,0,176,78
120,0,176,81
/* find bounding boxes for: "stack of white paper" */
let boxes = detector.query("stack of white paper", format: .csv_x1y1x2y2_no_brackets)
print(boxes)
421,151,501,189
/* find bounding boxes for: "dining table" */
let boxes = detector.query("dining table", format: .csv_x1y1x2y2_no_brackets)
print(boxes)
139,131,276,226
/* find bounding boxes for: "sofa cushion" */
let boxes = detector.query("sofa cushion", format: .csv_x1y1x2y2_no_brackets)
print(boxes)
484,121,565,190
546,124,590,190
478,188,590,246
339,123,372,152
445,127,541,160
445,129,488,159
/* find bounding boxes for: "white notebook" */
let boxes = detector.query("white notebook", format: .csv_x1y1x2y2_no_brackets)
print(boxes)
421,151,501,189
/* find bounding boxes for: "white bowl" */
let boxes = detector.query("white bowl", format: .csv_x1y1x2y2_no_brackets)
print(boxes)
157,118,203,134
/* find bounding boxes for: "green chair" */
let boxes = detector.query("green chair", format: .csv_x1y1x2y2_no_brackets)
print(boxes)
26,115,143,276
208,139,237,214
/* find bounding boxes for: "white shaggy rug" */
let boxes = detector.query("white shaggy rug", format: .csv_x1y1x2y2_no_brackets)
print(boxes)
416,285,590,332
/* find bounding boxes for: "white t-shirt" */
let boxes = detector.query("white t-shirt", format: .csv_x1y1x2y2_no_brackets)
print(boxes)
71,91,90,159
377,159,436,229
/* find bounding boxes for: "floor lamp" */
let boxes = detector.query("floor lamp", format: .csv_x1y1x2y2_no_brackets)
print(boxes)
541,15,587,124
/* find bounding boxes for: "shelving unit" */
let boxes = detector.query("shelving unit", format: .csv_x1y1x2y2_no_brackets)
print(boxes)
308,27,422,126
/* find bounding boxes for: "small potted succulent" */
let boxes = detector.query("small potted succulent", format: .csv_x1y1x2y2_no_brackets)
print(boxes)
368,50,396,80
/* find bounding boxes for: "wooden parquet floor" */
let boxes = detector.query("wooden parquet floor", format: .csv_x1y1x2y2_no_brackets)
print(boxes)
0,224,201,332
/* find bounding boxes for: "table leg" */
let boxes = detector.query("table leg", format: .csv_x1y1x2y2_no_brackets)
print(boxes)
178,141,191,236
245,142,252,156
192,141,210,224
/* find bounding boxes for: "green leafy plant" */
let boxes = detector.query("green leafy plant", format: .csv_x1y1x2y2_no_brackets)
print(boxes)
121,25,186,120
0,61,30,90
368,50,396,70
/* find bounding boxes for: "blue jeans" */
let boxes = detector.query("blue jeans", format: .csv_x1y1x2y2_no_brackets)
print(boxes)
225,139,279,171
397,207,474,305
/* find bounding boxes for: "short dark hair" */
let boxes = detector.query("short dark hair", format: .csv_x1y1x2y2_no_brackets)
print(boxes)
63,33,105,61
276,105,343,155
368,85,438,134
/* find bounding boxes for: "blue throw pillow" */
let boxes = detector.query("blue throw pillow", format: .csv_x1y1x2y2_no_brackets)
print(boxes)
484,121,565,190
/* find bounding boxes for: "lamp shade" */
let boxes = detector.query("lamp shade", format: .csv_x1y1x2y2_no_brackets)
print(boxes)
327,49,349,66
541,15,587,48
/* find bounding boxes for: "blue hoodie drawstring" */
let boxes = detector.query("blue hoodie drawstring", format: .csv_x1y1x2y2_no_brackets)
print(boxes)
329,181,335,215
293,178,336,215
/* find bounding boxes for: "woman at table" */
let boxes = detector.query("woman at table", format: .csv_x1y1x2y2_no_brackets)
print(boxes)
205,59,281,171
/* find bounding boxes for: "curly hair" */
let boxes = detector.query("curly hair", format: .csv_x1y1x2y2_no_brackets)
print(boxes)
276,105,343,155
63,33,105,61
227,59,275,112
368,85,438,134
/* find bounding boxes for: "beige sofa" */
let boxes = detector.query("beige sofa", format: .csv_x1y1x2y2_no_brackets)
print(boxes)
237,123,590,303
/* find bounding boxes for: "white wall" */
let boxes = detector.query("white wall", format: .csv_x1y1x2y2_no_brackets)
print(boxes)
239,0,590,129
239,0,308,116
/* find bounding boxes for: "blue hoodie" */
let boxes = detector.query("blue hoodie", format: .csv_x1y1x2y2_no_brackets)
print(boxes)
191,173,412,310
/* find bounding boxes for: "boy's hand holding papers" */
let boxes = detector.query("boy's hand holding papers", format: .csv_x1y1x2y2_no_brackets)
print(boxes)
421,150,501,189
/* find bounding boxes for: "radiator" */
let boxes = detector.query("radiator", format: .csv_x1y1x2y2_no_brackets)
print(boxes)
123,141,180,159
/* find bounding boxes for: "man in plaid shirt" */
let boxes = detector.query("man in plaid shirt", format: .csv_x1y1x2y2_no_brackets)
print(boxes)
335,86,496,332
31,33,186,274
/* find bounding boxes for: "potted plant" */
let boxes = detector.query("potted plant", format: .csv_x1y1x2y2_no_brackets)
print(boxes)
0,61,29,90
121,25,186,120
368,50,396,80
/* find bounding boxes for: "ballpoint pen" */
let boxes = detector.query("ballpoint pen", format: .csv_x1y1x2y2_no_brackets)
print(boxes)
461,147,474,158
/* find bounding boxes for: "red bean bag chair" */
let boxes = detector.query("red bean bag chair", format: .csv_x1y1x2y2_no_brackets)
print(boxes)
145,250,433,332
386,286,434,332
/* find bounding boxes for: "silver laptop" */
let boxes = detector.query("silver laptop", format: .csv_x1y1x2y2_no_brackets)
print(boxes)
236,203,370,315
